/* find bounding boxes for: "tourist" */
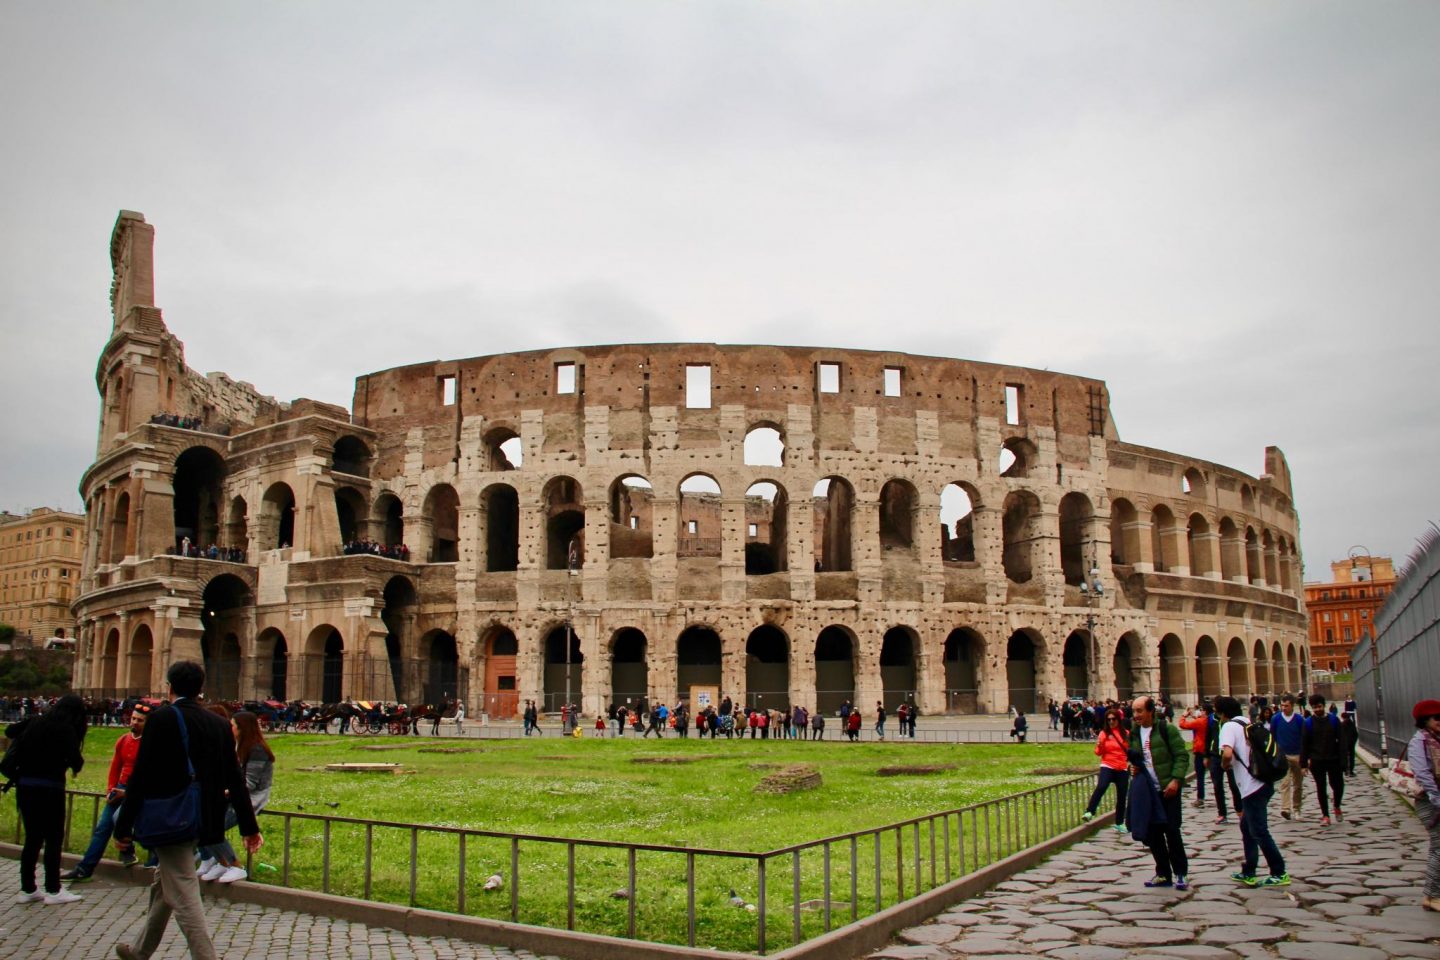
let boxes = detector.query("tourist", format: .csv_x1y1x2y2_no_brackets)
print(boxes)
1082,708,1130,833
7,694,87,905
1128,695,1190,890
906,698,919,738
198,710,274,884
113,661,262,960
811,712,825,740
63,703,150,883
1340,712,1359,776
1049,699,1060,731
846,707,862,742
1202,701,1231,824
1010,709,1028,744
874,701,887,740
1178,703,1210,810
1216,695,1288,887
453,698,466,735
1270,695,1306,819
1406,699,1440,912
1300,694,1345,824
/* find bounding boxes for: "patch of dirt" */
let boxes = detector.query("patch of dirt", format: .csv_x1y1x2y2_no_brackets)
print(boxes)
1030,766,1094,776
355,744,411,751
631,756,699,765
875,764,957,777
417,747,485,754
748,763,782,771
753,765,822,795
538,755,575,761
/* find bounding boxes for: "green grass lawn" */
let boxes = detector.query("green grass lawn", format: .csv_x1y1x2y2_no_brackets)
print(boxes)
9,728,1096,953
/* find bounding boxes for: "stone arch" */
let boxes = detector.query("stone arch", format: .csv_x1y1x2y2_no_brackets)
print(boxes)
609,628,648,708
814,625,856,715
334,486,368,545
943,627,985,713
1286,641,1300,691
744,481,788,574
101,627,120,690
375,492,405,549
256,627,288,701
478,625,520,717
332,435,372,478
609,475,655,559
999,437,1037,478
305,625,345,703
1181,467,1207,498
813,477,854,572
1263,529,1279,585
109,491,131,563
200,573,251,699
1114,632,1140,701
1109,498,1139,566
1002,489,1043,583
940,482,979,562
225,496,248,554
482,482,520,571
678,474,722,560
1252,639,1271,697
543,624,584,711
424,483,461,563
1159,634,1185,699
1226,636,1249,699
1271,640,1285,692
1063,630,1090,698
676,625,722,702
173,446,226,550
878,479,919,553
1245,526,1262,583
483,426,522,471
126,623,154,693
419,629,460,706
743,423,785,467
543,476,585,569
1006,629,1044,714
1195,635,1222,699
1218,516,1242,580
1059,492,1095,586
260,482,296,551
380,575,417,699
1151,504,1179,573
1187,513,1214,577
746,625,789,708
880,626,918,708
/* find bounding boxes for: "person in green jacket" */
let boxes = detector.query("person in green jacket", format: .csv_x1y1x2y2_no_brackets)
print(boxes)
1129,695,1191,890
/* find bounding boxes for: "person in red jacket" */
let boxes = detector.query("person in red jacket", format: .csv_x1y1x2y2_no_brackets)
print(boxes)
62,703,151,882
1082,709,1131,832
1177,704,1211,811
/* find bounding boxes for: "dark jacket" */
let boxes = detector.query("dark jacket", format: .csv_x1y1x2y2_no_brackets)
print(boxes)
4,716,84,787
1128,719,1190,786
1126,747,1167,842
115,699,259,846
1300,712,1343,766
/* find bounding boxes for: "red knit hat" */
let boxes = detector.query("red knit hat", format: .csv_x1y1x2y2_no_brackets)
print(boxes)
1412,699,1440,721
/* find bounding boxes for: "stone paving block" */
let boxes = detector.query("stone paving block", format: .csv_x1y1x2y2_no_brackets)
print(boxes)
1090,927,1192,947
1197,924,1289,945
898,924,963,945
1275,943,1387,960
1043,946,1127,960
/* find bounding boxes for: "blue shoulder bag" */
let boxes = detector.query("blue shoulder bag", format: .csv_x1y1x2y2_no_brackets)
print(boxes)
133,706,201,847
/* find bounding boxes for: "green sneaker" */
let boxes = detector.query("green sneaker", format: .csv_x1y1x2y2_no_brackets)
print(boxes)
1230,872,1259,886
1259,873,1290,887
1081,811,1095,822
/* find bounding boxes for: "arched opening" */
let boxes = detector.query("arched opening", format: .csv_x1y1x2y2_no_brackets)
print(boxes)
1110,498,1139,565
1006,630,1041,714
101,628,120,690
332,436,372,478
1002,490,1042,583
1058,493,1094,586
1263,530,1279,585
1151,505,1178,573
543,625,584,712
744,482,787,574
999,437,1036,478
1159,634,1184,699
609,475,654,560
1187,513,1214,577
261,483,296,551
225,496,248,554
1226,637,1249,698
1285,643,1300,692
940,483,978,562
1272,641,1285,694
257,628,288,701
381,576,417,700
109,491,131,563
1181,467,1207,498
878,479,918,553
375,493,405,549
173,446,226,550
1195,635,1221,699
743,424,784,467
1063,630,1090,698
1218,517,1242,580
200,574,250,700
1245,526,1262,583
676,625,722,701
880,627,917,708
1253,639,1271,697
544,476,585,569
814,626,855,716
944,628,984,713
126,624,154,693
335,487,367,545
483,627,519,718
678,474,722,559
1114,633,1139,701
812,477,853,572
421,630,460,707
425,484,461,563
745,625,789,709
483,427,522,471
610,628,648,709
483,484,520,571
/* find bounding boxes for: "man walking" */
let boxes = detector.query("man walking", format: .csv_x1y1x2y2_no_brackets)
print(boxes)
113,661,262,960
1216,695,1288,887
62,703,149,882
1269,695,1306,819
1129,695,1191,890
1301,694,1346,824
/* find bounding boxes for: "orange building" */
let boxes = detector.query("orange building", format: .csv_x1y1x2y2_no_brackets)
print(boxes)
1303,555,1395,673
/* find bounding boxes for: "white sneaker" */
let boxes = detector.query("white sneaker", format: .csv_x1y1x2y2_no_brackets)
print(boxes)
200,861,229,881
217,866,247,884
196,857,217,875
44,889,83,905
14,889,45,903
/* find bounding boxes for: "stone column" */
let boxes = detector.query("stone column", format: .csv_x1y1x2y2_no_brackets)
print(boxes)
719,496,748,603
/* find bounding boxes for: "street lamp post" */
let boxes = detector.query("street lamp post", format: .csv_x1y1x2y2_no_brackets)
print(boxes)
565,537,579,732
1077,540,1104,700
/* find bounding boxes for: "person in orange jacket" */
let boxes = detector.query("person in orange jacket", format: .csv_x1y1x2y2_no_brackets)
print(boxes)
1083,708,1131,832
1178,703,1212,811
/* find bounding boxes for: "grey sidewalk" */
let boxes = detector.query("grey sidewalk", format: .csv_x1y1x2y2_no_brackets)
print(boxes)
868,768,1440,960
0,868,560,960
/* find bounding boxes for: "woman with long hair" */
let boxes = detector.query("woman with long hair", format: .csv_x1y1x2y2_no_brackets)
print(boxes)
8,694,87,904
1082,709,1131,834
197,710,274,883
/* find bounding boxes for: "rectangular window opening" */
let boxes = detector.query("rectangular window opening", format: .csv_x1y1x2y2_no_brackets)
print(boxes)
818,362,841,394
555,362,576,395
629,517,639,530
687,519,698,534
883,367,902,397
440,375,457,406
1005,384,1022,425
685,364,712,409
748,523,758,537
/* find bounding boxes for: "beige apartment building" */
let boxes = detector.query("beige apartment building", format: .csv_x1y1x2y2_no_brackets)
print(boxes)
1,507,85,644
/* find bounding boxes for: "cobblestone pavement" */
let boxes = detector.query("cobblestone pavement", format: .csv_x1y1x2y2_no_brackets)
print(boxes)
870,768,1440,960
0,869,561,960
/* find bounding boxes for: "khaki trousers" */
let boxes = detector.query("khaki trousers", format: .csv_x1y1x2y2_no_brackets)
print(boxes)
121,842,217,960
1283,754,1305,815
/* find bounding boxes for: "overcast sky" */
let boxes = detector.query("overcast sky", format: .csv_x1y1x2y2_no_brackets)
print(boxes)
1,2,1436,579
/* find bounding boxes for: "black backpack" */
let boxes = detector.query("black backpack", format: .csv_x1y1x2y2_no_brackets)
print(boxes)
1234,718,1288,783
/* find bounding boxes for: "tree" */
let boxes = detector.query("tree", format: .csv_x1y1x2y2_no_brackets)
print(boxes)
0,623,15,647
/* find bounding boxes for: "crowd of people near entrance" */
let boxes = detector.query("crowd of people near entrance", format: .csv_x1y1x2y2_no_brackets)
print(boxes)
148,412,215,432
540,696,925,741
169,538,246,562
341,539,410,561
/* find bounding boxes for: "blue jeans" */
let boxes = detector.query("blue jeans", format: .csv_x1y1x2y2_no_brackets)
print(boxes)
1240,781,1285,877
77,798,126,874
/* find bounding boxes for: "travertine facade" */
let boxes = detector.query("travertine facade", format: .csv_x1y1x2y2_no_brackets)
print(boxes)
73,212,1310,715
1,508,85,642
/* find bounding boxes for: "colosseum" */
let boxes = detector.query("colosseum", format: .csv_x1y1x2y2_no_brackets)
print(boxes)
73,211,1310,717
